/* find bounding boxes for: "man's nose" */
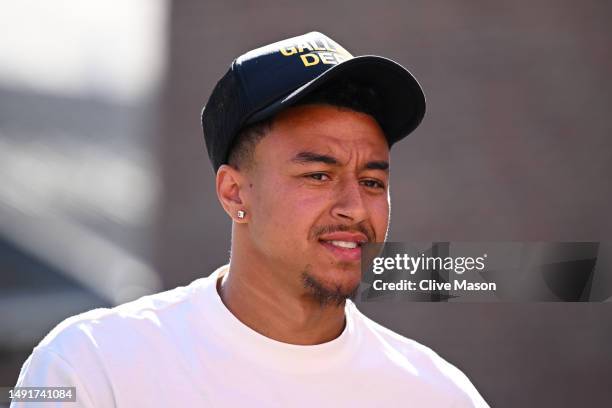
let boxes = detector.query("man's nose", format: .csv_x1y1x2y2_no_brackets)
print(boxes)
331,179,368,223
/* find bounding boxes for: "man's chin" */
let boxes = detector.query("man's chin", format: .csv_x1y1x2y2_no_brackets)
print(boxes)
301,270,361,307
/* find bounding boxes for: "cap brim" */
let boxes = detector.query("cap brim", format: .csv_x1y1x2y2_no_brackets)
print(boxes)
245,55,426,145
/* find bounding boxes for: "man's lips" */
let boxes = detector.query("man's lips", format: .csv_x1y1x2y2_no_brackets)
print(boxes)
317,232,368,262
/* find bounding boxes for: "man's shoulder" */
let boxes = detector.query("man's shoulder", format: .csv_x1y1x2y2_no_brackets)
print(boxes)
13,272,220,404
38,273,214,354
348,302,449,363
348,303,488,407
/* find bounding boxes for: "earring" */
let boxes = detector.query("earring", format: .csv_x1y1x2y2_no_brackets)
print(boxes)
237,210,246,219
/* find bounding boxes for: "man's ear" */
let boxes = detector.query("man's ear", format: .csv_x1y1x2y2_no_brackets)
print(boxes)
216,164,249,223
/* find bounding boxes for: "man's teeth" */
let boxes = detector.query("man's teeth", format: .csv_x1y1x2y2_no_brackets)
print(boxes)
329,240,358,249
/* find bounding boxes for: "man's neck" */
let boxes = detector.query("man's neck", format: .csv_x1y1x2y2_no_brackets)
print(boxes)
216,257,347,345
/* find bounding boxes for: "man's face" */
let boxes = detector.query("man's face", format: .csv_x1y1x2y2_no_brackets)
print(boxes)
243,104,390,303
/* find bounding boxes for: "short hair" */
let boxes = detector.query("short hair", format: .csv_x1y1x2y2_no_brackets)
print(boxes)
227,78,384,171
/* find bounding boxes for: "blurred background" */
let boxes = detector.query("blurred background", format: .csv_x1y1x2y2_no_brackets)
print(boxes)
1,0,611,406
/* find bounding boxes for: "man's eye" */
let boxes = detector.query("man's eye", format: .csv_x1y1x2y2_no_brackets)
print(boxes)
361,179,385,189
306,173,330,181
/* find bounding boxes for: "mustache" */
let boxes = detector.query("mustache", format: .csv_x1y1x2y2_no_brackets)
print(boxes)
311,223,375,243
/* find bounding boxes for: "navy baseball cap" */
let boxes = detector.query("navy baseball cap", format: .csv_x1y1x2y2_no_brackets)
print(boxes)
201,31,426,172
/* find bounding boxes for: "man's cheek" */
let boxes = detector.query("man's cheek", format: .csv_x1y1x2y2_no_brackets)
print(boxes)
371,200,390,241
252,183,284,219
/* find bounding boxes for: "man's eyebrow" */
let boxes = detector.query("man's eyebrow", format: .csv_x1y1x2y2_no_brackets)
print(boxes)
291,151,389,172
364,161,389,172
291,151,339,165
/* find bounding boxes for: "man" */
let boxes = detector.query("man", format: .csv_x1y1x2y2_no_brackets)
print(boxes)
12,32,488,407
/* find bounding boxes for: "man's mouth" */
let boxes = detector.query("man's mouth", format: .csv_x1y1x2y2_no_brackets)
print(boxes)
327,240,361,249
317,232,368,262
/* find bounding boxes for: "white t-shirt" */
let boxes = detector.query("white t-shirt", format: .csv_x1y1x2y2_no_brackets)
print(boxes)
12,265,489,407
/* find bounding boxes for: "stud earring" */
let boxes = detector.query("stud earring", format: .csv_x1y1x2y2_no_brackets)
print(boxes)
237,210,246,219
